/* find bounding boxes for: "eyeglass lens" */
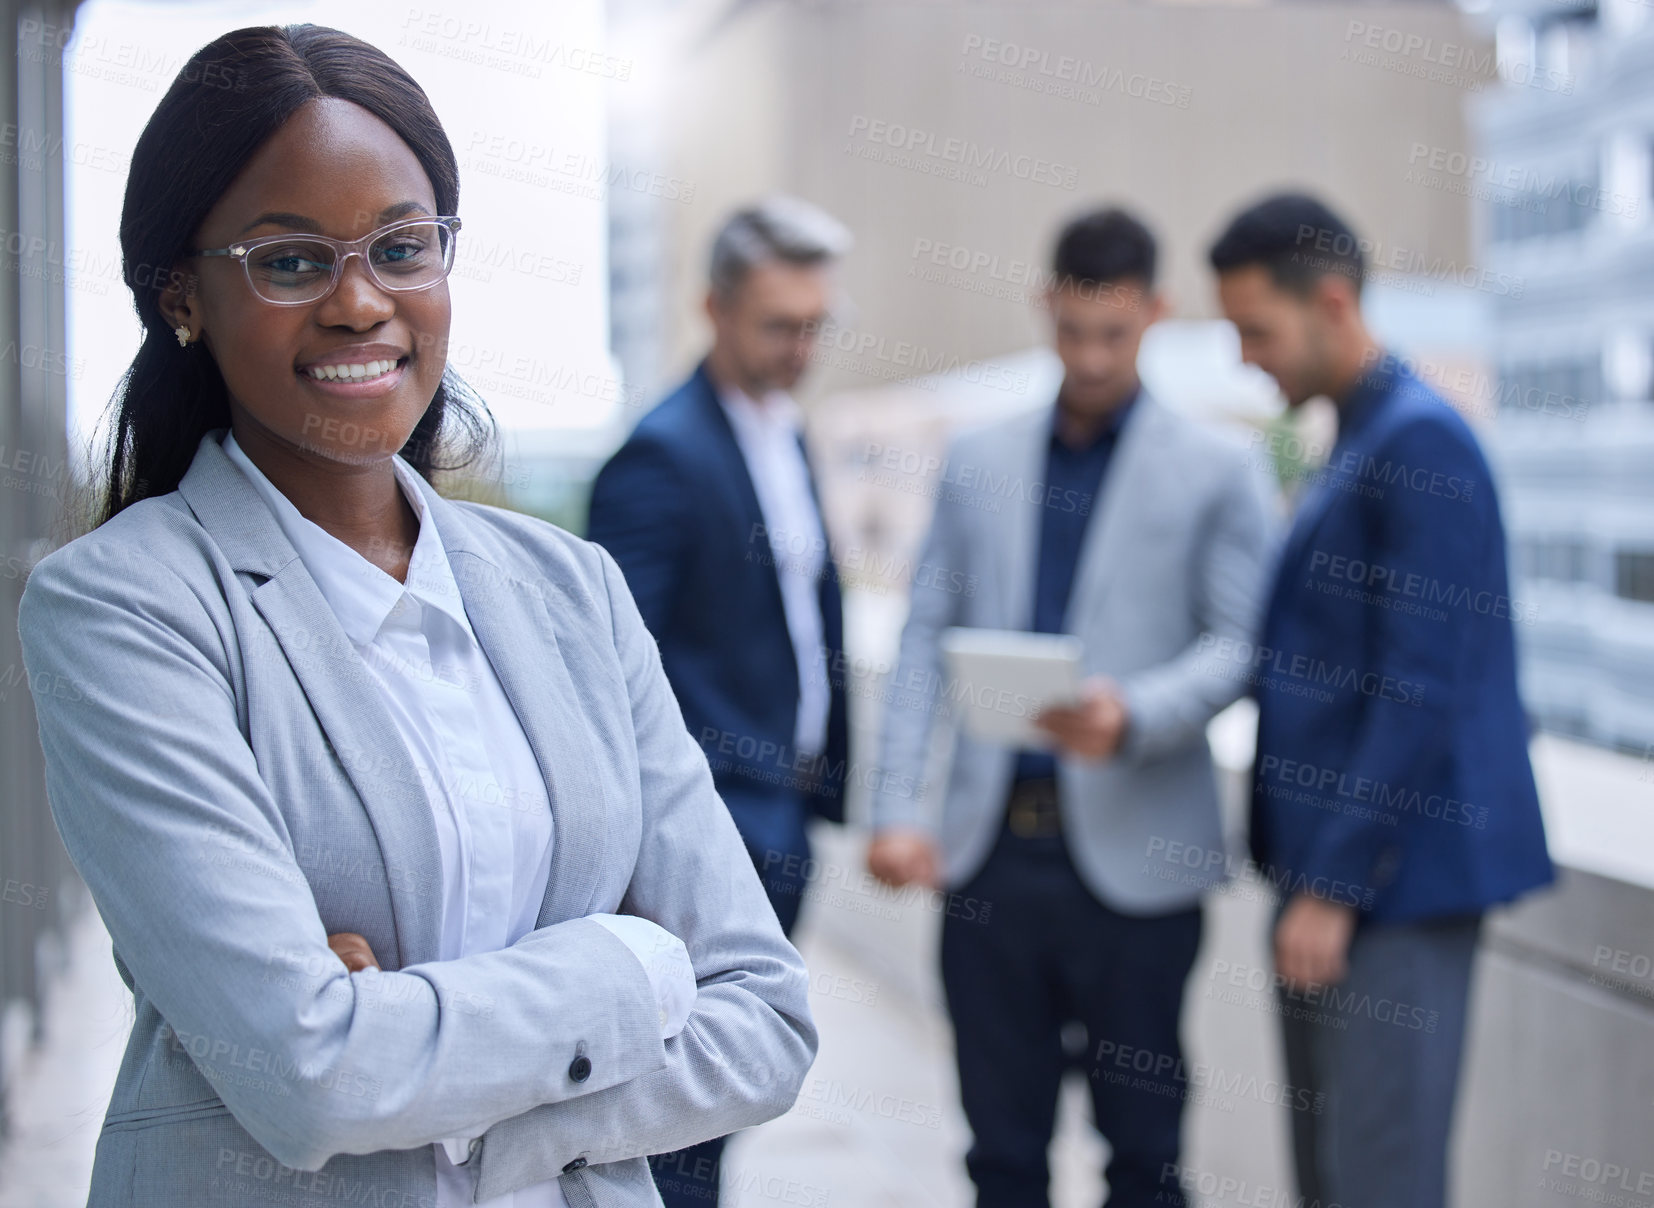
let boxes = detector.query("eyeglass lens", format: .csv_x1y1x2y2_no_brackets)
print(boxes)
246,221,456,302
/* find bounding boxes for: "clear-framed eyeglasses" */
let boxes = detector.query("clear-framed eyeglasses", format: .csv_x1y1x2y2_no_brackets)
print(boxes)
190,215,462,306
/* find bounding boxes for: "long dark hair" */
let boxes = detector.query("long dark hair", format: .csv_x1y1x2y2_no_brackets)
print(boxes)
98,23,494,526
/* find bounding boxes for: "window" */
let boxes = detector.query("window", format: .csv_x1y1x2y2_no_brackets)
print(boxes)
1517,536,1591,584
1498,357,1599,417
1615,550,1654,603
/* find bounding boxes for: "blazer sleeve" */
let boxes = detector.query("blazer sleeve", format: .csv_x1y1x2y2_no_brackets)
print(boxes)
465,544,818,1198
17,539,671,1172
586,432,690,637
867,473,970,833
1116,444,1281,761
1295,419,1499,894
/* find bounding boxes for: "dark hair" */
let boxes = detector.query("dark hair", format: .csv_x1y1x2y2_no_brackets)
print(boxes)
1207,191,1365,296
98,23,494,525
1051,207,1157,291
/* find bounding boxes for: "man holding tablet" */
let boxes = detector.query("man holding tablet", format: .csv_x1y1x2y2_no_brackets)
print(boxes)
867,207,1277,1208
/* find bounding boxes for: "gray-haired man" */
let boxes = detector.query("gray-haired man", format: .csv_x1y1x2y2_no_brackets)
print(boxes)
588,197,853,1208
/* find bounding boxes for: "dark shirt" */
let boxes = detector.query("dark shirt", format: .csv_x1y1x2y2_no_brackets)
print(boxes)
1013,386,1140,783
1335,347,1397,449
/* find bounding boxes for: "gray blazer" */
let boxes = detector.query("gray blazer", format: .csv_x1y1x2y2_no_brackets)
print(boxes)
870,394,1279,913
17,429,816,1206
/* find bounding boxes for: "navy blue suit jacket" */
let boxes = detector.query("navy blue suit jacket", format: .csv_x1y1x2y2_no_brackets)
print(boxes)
586,362,849,865
1250,356,1553,923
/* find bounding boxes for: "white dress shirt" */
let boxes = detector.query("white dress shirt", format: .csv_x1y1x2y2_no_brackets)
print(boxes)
221,433,694,1207
716,386,831,757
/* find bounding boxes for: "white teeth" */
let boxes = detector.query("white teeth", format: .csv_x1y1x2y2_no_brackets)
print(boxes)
305,358,400,382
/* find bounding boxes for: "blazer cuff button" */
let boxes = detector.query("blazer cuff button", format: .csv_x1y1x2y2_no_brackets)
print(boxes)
561,1156,589,1173
568,1054,592,1083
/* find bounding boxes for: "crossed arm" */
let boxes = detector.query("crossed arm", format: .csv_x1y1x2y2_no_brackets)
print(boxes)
18,535,814,1180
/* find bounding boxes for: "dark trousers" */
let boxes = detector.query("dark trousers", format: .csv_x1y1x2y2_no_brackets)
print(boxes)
649,821,808,1207
1277,912,1482,1208
941,819,1203,1208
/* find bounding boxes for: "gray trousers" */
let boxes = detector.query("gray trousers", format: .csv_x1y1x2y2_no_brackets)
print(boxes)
1276,913,1483,1208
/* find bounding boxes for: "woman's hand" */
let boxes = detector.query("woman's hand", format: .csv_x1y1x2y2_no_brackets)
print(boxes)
328,932,380,972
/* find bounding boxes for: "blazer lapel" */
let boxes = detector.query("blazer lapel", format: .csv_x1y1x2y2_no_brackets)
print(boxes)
1000,407,1055,630
249,571,445,969
1262,378,1400,637
1267,408,1380,623
176,431,444,970
420,492,612,927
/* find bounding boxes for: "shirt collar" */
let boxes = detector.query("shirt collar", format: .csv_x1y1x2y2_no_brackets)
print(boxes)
220,430,473,647
1334,348,1398,446
1049,382,1140,453
717,381,803,435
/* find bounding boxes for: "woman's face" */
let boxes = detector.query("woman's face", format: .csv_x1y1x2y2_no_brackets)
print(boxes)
163,97,450,466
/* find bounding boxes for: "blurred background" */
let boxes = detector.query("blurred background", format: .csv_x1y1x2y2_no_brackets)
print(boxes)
2,0,1652,1204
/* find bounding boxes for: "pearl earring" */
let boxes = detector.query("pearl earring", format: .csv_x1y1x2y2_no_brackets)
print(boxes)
174,324,191,347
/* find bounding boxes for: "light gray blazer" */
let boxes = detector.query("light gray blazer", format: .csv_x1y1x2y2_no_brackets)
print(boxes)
17,429,816,1207
870,394,1279,913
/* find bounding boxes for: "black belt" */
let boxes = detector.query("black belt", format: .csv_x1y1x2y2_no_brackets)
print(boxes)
1004,776,1062,839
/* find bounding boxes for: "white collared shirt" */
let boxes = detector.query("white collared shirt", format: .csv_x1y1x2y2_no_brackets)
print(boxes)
716,385,831,758
222,433,576,1208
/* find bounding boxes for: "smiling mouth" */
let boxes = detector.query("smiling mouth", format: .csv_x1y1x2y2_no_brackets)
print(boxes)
299,356,409,383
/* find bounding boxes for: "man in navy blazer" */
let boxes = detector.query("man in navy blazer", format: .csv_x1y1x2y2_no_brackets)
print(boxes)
1210,193,1553,1208
587,197,852,1208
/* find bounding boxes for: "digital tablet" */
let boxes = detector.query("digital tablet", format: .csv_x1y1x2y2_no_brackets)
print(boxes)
939,627,1085,748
